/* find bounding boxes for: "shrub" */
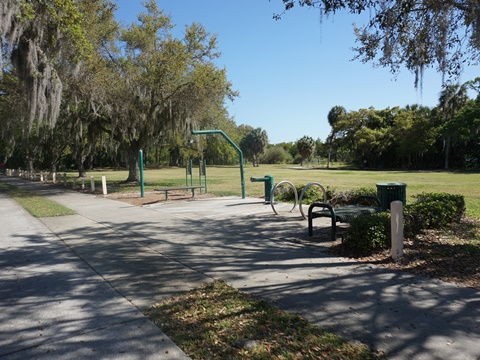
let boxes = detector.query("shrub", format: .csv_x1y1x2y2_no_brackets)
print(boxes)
328,186,377,206
299,184,328,204
272,183,296,202
261,146,293,164
343,212,391,254
404,192,466,237
274,183,325,203
274,185,377,206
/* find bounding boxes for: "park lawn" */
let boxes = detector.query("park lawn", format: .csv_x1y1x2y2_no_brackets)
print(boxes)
0,183,76,217
70,165,480,218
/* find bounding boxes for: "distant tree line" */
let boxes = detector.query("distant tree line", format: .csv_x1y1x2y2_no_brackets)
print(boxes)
325,81,480,170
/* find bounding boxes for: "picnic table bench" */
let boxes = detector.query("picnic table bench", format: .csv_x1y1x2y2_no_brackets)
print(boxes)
154,185,205,201
308,196,382,241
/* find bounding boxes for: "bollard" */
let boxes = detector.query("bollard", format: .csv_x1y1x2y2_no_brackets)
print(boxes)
90,176,95,192
73,178,76,189
81,178,85,190
52,172,56,184
391,200,404,260
63,173,67,187
101,176,107,195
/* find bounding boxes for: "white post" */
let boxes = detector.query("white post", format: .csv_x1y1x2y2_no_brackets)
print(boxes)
391,200,404,260
40,173,44,182
81,178,85,190
52,172,56,184
90,176,95,192
101,176,107,195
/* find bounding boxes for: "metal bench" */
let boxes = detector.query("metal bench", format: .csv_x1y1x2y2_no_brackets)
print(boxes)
308,196,382,241
154,185,205,201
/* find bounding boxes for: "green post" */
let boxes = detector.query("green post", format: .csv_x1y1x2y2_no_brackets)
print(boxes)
199,160,202,193
192,130,245,198
204,159,208,194
186,159,193,187
139,150,145,197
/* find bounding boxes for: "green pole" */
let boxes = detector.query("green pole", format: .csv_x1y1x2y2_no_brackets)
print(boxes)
190,159,193,186
204,159,208,194
139,150,144,197
199,160,202,194
192,130,245,198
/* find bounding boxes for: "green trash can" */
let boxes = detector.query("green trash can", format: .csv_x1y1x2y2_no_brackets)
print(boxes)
376,182,407,211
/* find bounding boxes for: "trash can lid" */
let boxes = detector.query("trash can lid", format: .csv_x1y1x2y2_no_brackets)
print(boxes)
376,182,407,186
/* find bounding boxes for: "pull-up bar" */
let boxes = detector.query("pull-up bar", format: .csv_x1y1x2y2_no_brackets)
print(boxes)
191,130,245,199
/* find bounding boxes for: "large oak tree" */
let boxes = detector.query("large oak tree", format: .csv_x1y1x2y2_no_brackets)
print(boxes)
101,1,236,181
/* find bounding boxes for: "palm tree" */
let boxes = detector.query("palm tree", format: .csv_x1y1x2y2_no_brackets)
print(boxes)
240,128,268,167
438,83,469,169
326,106,346,168
296,136,316,166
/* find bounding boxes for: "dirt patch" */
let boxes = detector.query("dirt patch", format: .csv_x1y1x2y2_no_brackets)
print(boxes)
328,218,480,290
105,190,217,207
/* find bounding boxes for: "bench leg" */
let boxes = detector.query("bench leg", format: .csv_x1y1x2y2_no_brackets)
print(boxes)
331,216,336,241
308,215,314,237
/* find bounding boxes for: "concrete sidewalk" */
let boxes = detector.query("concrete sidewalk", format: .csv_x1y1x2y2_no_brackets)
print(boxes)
1,176,479,359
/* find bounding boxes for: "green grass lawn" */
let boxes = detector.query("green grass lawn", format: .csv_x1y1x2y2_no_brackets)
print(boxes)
69,164,480,218
0,183,76,217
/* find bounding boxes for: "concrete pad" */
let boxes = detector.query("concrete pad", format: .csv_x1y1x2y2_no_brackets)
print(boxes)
84,252,196,281
2,317,188,360
109,272,211,311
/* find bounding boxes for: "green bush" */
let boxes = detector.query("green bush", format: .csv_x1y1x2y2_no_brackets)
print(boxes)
404,192,465,237
274,183,326,203
299,184,327,203
335,191,465,254
261,146,293,164
274,185,377,206
343,212,391,253
328,186,377,206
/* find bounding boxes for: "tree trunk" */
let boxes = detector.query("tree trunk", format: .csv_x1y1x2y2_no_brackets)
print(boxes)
50,161,57,175
27,158,34,173
76,153,87,178
124,143,140,182
327,144,332,169
444,136,451,170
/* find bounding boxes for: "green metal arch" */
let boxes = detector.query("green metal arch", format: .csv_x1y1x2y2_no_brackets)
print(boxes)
192,130,245,199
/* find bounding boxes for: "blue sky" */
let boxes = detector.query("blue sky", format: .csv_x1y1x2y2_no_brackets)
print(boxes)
114,0,479,144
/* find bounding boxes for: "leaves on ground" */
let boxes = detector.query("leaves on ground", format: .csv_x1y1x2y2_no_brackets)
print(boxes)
145,280,383,360
329,217,480,290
